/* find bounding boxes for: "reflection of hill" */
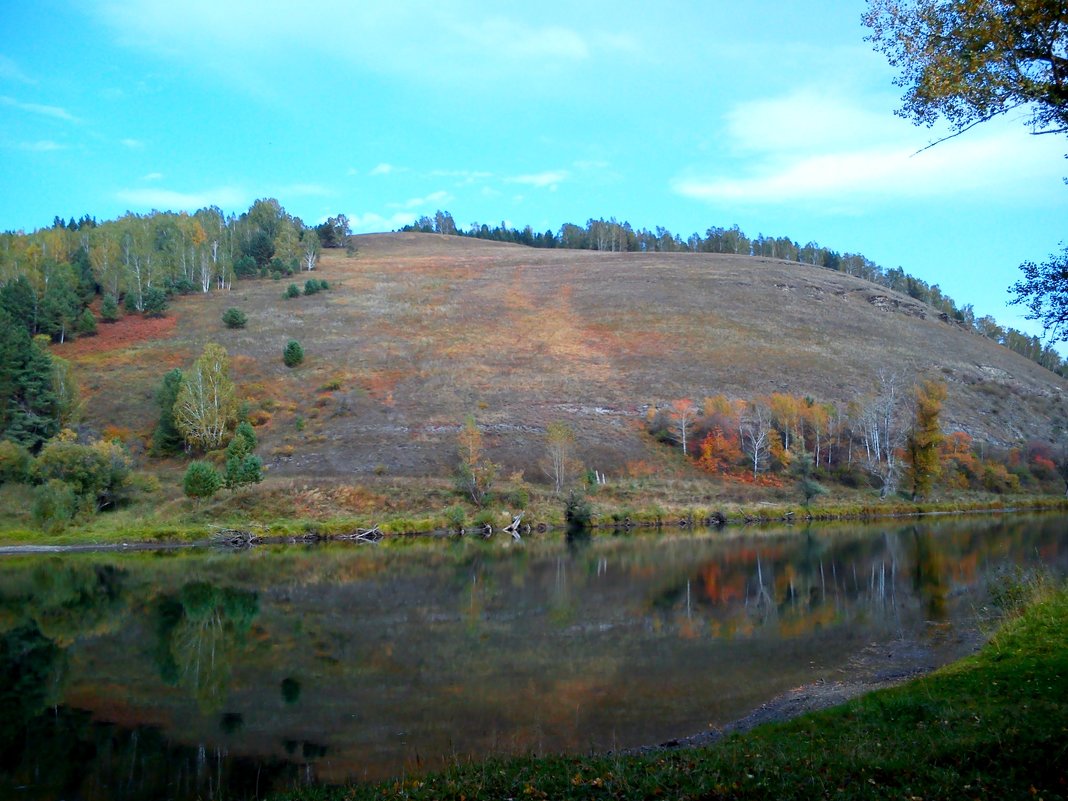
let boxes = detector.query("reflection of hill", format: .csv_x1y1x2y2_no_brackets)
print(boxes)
0,514,1064,795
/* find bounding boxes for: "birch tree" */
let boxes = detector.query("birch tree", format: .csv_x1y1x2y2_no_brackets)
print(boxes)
543,420,577,494
174,343,237,451
860,373,908,497
740,402,773,478
301,229,321,272
670,398,697,456
456,415,497,507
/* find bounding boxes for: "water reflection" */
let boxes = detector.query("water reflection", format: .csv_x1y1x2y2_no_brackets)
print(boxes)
0,513,1064,800
154,582,259,711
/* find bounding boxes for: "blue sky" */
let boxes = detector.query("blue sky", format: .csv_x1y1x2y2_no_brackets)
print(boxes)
1,1,1065,339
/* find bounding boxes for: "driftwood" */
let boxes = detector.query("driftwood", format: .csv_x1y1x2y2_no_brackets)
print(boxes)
339,525,382,544
502,513,524,541
211,527,261,548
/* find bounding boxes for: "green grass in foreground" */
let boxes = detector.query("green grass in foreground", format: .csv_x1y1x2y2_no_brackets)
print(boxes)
277,587,1068,801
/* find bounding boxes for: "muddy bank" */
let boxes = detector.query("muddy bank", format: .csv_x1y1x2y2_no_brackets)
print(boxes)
630,624,986,755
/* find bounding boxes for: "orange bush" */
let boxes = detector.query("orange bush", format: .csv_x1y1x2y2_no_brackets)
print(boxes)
696,427,743,474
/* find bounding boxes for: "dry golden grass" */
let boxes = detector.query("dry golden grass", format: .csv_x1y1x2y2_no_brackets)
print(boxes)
60,233,1068,486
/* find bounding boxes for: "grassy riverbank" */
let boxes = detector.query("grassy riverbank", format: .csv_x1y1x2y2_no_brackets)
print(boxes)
278,583,1068,801
1,472,1067,547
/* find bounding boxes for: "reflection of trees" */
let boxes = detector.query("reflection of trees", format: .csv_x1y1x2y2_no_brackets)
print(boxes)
0,623,66,765
2,705,304,800
909,528,948,620
9,561,127,647
644,519,1000,638
154,582,259,712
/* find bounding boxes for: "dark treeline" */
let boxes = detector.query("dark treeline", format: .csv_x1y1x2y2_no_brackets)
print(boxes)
403,211,1067,377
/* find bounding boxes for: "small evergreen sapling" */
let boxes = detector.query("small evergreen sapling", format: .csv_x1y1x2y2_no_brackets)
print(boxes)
100,294,120,322
283,340,304,367
223,421,262,490
142,287,168,318
183,460,221,500
222,307,248,329
77,308,98,336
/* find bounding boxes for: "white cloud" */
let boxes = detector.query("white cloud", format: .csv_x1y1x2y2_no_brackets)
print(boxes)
452,18,589,61
675,90,1067,206
88,3,635,93
19,140,65,152
0,95,79,122
370,163,395,176
507,170,569,189
429,168,493,185
121,137,144,148
723,90,905,155
115,185,247,210
388,190,452,210
346,211,418,233
142,171,164,180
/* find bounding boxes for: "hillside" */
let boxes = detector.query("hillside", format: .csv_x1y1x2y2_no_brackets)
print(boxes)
58,233,1068,484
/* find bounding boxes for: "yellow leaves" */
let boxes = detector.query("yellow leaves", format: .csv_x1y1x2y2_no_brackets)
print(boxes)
191,220,207,247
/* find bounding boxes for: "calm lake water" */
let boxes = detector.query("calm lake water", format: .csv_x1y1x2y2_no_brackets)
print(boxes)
1,513,1065,800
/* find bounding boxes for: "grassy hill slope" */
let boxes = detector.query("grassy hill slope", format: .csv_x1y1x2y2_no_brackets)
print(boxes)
58,233,1068,485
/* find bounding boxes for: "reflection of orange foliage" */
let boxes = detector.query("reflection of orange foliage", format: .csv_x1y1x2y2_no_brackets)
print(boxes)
698,562,745,604
54,313,178,356
677,618,700,639
953,552,978,583
65,686,172,730
696,427,743,474
778,603,838,638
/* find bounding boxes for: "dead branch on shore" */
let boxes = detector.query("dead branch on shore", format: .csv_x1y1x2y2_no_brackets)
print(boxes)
338,524,383,544
210,525,266,548
502,513,524,541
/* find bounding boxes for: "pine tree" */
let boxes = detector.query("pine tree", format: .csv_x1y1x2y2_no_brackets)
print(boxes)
100,294,120,323
0,311,60,452
77,308,98,337
151,368,185,455
283,340,304,367
904,379,947,500
183,461,221,499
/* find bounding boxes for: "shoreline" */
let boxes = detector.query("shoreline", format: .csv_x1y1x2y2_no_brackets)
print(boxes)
0,498,1065,553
